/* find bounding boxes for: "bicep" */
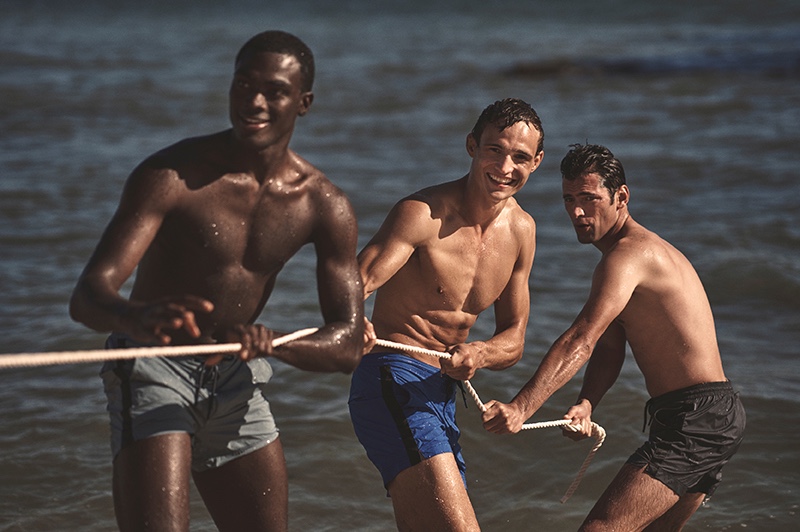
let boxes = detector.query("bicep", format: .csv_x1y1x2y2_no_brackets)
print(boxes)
313,192,362,322
78,167,172,289
571,252,640,345
358,199,432,296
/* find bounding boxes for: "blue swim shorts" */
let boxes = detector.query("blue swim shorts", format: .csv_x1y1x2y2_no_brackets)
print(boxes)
348,352,465,489
627,380,745,497
101,333,279,472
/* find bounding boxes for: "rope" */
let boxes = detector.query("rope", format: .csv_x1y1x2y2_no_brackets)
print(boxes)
0,327,320,369
374,338,606,503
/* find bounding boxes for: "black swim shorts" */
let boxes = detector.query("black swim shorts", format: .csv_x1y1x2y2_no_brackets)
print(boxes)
627,381,745,498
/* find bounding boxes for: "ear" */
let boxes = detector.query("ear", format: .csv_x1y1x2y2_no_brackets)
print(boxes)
530,149,544,173
297,91,314,116
466,133,478,157
616,184,630,208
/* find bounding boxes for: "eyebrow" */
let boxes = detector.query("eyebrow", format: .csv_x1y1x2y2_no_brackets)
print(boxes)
486,142,534,160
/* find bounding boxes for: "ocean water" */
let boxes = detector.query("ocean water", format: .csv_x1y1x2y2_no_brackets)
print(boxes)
1,0,799,530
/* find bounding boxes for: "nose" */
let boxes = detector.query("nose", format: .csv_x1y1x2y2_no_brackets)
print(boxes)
569,205,585,218
244,90,267,110
499,155,515,175
254,92,268,109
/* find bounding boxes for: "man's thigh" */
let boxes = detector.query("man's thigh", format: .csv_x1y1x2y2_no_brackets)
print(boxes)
388,453,479,532
113,432,193,532
193,437,288,532
581,463,679,532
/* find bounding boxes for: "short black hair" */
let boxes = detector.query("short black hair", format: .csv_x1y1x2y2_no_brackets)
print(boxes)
470,98,544,154
235,30,315,92
560,143,626,199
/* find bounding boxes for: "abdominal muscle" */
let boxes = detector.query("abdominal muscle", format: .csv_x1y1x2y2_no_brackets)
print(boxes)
370,296,479,369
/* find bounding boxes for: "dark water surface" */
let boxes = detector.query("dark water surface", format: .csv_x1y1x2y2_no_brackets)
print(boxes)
1,1,799,530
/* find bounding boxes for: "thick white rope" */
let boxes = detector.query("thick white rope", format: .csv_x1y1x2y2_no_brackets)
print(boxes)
0,327,320,369
0,331,604,501
375,338,606,503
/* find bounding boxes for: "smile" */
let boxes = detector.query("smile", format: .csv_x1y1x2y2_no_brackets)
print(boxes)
488,173,514,186
239,114,270,129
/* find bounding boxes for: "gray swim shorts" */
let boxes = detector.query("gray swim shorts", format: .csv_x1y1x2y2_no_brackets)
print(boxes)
101,333,279,472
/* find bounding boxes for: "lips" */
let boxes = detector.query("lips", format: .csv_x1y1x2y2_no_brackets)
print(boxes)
238,113,270,130
488,173,514,186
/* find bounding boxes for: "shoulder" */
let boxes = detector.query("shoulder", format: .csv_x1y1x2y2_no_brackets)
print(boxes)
131,132,226,186
119,132,231,213
597,221,663,281
291,154,357,223
505,198,536,237
400,178,466,219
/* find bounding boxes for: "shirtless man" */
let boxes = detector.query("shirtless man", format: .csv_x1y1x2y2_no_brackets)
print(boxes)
482,144,745,531
69,31,364,532
349,98,545,531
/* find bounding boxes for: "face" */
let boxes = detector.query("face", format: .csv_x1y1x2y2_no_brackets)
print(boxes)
562,172,627,244
466,121,543,202
228,51,313,150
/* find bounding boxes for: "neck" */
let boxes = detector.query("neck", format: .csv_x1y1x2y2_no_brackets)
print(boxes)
228,130,293,183
595,211,632,253
460,176,507,228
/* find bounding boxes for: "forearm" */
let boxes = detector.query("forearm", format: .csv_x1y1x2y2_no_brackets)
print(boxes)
475,324,526,370
69,276,134,333
575,353,622,411
270,319,363,373
510,337,591,420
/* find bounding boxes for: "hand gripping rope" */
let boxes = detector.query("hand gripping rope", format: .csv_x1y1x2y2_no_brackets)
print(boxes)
374,338,607,503
0,329,605,502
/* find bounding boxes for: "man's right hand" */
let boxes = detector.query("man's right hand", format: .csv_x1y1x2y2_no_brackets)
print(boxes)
125,296,214,345
481,399,527,434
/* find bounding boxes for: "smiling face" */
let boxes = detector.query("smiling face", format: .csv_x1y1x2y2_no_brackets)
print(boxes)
562,172,629,245
466,121,543,202
228,51,313,151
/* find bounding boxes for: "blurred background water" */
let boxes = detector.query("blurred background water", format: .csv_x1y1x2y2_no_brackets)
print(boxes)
1,0,798,530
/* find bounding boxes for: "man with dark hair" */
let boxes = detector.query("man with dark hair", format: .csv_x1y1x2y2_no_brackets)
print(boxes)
483,144,745,531
349,98,545,531
70,30,364,531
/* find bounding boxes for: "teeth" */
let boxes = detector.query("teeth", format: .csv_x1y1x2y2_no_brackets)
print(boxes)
490,174,513,185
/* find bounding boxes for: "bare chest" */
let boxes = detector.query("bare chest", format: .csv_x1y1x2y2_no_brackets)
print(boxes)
415,227,518,312
154,180,315,274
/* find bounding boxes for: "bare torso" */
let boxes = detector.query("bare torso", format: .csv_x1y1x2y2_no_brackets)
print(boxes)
124,130,347,340
368,179,533,367
606,222,726,396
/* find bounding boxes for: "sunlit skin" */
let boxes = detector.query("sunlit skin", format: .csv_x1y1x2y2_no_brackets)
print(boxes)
358,118,543,531
562,172,628,247
482,169,729,531
362,121,543,379
70,41,364,532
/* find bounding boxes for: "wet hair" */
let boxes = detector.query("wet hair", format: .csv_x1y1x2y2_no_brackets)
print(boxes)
235,30,315,92
560,143,626,200
470,98,544,154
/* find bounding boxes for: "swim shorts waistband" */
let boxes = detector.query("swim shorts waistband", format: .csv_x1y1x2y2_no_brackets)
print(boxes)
647,381,734,409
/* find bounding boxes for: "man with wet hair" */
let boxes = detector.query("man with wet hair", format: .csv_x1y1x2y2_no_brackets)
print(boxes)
70,30,364,531
483,144,745,531
350,98,545,531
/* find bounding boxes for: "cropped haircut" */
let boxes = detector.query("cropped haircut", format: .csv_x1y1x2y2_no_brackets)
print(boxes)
560,143,626,200
470,98,544,154
235,30,315,92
